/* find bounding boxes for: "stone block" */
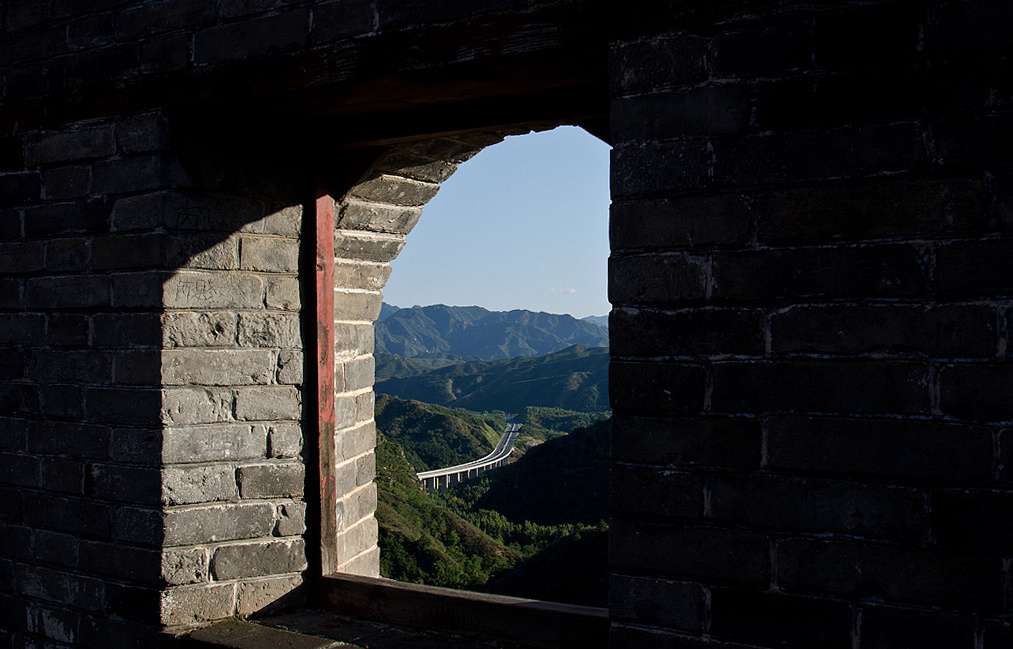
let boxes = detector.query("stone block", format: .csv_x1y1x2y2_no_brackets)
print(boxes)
608,253,708,305
161,388,235,426
86,387,162,425
611,84,750,141
162,465,239,506
236,574,304,617
15,564,104,612
266,277,299,310
234,387,300,421
45,313,89,347
161,349,276,386
163,424,267,464
89,463,160,504
237,312,301,348
609,35,709,94
336,199,423,235
163,311,238,348
333,290,382,323
116,112,171,154
348,173,440,207
159,583,235,628
274,501,306,537
211,539,306,580
163,503,276,546
334,230,406,263
337,420,375,462
29,530,76,568
610,307,764,357
610,194,751,250
162,548,209,586
258,205,301,237
334,322,374,358
239,236,298,272
164,271,265,309
609,574,706,630
334,515,377,564
113,506,162,546
194,8,310,64
337,545,379,577
610,141,710,197
237,462,304,499
277,351,302,385
0,241,43,274
858,604,975,649
25,126,115,165
611,465,703,520
339,355,374,392
92,312,161,348
339,483,377,525
709,589,852,649
25,603,80,644
354,451,375,487
78,540,160,583
267,423,302,459
111,271,169,308
608,361,706,414
25,276,110,309
332,259,393,291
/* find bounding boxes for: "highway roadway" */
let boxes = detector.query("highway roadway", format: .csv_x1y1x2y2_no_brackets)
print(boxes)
417,422,520,490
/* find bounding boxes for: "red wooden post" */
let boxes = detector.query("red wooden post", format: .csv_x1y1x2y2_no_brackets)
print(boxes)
315,193,338,574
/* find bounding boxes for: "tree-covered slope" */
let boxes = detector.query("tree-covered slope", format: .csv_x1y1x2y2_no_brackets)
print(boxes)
374,434,521,588
375,345,609,414
374,394,504,472
375,304,608,360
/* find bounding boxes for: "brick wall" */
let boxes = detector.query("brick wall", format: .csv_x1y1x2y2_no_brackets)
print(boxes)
609,1,1013,647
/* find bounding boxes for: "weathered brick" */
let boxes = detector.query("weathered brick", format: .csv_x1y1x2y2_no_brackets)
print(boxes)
162,465,239,506
713,20,812,78
711,360,931,415
162,548,209,586
334,230,406,263
159,583,235,628
612,415,761,469
161,349,276,386
163,503,276,546
161,388,235,426
609,361,706,414
940,363,1013,420
332,259,394,291
755,178,990,243
334,322,374,358
91,153,187,196
711,474,923,541
265,277,299,310
163,272,264,309
0,313,44,345
27,421,109,459
611,465,703,519
0,171,39,204
777,538,1003,612
92,313,161,348
935,239,1013,297
267,423,302,459
610,518,769,586
92,233,239,271
34,350,112,383
815,2,923,70
86,387,161,425
46,313,89,347
610,194,751,250
89,464,160,504
276,351,302,385
25,126,115,165
194,8,310,64
111,271,167,308
339,483,377,526
234,387,300,421
236,312,300,348
339,355,374,392
609,253,708,305
163,312,238,348
610,141,711,197
237,462,304,499
274,501,306,537
932,489,1013,551
113,506,162,546
768,417,994,482
336,420,375,461
771,304,997,357
40,458,84,495
25,276,110,309
609,35,709,95
0,523,32,562
23,494,110,539
16,564,104,612
354,451,375,487
116,113,171,154
333,290,382,322
711,244,927,302
239,236,298,272
235,574,304,617
612,84,750,142
611,307,764,357
336,200,423,235
334,515,377,563
211,539,306,580
30,531,77,568
163,424,267,463
79,540,159,583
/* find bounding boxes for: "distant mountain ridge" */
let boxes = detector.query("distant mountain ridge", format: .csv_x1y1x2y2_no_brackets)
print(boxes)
375,344,609,413
376,303,608,361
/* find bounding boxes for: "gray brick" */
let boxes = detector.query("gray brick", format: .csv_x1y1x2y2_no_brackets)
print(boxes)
355,451,375,487
336,420,375,460
334,515,377,563
267,424,302,459
276,351,302,385
237,462,304,498
348,174,440,207
25,126,115,165
159,583,235,628
336,199,423,235
25,276,110,309
164,272,265,309
161,388,235,426
333,290,382,322
237,312,301,348
211,539,306,580
162,548,209,586
340,355,374,392
239,236,298,272
234,387,300,422
163,503,276,546
162,465,239,506
161,349,276,386
236,574,303,617
163,424,267,463
339,483,376,525
45,239,90,272
15,564,104,612
265,277,299,310
332,259,393,292
334,230,406,263
258,205,301,237
274,501,306,537
163,312,238,348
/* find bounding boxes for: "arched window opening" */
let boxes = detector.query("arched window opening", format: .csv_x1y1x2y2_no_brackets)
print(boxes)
368,126,612,607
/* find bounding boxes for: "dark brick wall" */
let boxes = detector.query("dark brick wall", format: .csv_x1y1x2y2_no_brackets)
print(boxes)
609,1,1013,647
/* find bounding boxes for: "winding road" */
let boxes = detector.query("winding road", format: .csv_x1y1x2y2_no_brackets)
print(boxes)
417,422,520,491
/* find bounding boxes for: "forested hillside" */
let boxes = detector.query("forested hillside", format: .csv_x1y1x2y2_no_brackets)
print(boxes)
375,303,608,360
375,345,609,413
374,394,503,472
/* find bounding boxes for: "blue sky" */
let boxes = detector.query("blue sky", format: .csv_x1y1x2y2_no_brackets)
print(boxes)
382,126,612,319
